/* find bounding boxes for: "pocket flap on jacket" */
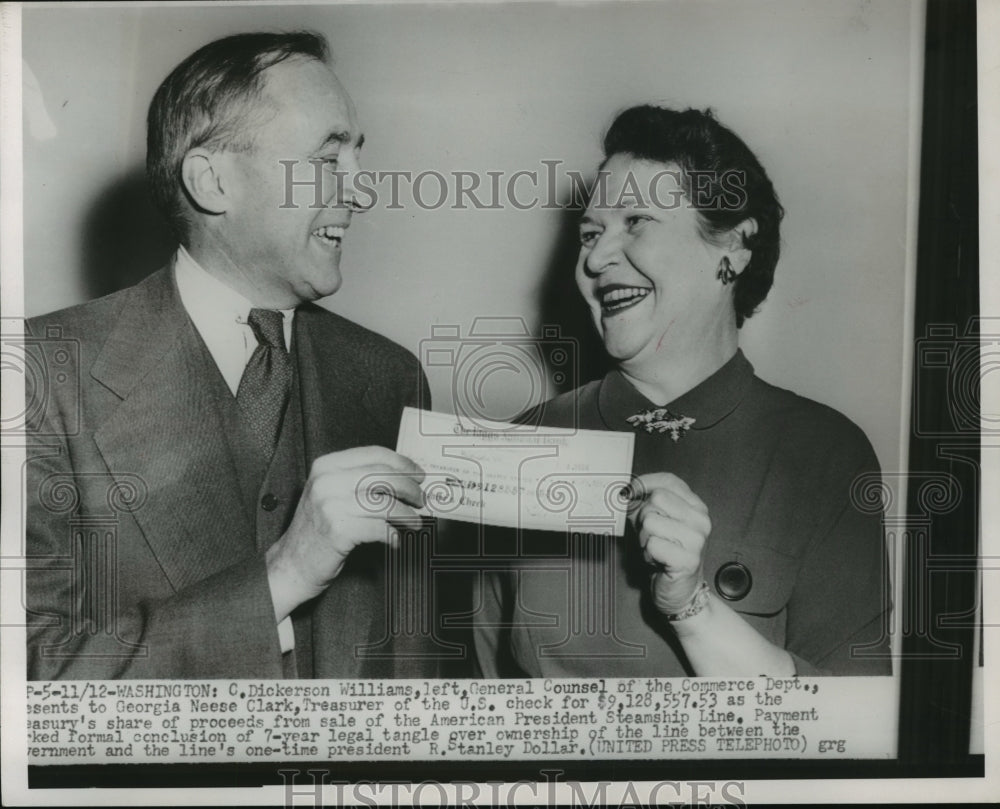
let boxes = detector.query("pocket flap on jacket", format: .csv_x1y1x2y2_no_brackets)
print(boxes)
704,542,799,617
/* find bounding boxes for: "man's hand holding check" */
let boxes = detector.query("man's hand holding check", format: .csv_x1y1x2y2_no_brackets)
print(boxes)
266,446,426,622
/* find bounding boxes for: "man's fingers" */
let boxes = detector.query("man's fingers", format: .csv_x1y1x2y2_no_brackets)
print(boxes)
354,468,426,510
385,502,425,529
311,446,425,479
344,506,425,542
309,463,426,511
386,478,426,510
325,509,424,547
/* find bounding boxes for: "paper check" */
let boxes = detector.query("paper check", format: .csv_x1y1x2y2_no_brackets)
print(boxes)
396,407,635,535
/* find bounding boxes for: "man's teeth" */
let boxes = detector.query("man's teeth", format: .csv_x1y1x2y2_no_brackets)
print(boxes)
312,225,345,243
601,287,651,311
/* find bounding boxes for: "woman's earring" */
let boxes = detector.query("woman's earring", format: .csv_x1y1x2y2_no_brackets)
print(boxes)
717,256,737,286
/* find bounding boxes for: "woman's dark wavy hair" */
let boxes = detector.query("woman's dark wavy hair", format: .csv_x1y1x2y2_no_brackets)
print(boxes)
602,105,784,327
147,31,330,244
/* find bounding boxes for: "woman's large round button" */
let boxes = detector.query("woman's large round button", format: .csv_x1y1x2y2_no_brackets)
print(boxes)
715,562,752,601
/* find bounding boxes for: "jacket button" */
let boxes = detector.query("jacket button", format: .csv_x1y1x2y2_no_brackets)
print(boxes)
715,562,752,601
260,493,279,512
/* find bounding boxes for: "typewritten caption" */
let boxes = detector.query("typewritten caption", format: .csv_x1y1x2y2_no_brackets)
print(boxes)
26,677,895,763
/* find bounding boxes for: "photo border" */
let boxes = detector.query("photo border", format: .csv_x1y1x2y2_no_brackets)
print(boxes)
2,0,993,804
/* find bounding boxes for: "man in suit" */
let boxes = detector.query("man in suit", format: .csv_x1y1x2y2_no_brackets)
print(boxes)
24,31,435,679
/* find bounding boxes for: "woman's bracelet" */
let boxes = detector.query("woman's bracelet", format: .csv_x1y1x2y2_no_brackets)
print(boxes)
664,580,711,622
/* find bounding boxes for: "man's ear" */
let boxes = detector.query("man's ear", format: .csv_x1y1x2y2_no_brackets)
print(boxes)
180,149,230,215
727,217,758,275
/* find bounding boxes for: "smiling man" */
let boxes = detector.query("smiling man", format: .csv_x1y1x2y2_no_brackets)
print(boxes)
24,31,435,679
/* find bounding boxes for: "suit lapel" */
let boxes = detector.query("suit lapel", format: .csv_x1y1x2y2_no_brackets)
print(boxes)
294,304,376,465
92,268,254,593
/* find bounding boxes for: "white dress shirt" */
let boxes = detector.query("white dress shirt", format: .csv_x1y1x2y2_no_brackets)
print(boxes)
174,246,295,392
174,246,296,653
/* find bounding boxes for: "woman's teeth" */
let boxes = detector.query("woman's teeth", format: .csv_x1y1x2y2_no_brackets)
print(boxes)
601,287,651,313
312,225,345,244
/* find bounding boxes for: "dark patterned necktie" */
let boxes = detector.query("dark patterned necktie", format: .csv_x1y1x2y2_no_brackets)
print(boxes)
236,309,293,457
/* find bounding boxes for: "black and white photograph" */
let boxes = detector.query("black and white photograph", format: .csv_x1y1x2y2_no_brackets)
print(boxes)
0,0,991,805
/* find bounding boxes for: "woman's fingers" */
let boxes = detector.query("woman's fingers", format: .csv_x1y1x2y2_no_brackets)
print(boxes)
636,510,704,548
643,488,712,535
628,474,711,616
631,472,708,513
631,494,711,547
642,534,701,568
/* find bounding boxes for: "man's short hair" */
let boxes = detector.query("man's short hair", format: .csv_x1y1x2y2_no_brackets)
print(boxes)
146,31,330,243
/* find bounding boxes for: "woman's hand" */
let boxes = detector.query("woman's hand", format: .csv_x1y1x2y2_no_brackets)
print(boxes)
628,472,795,675
628,472,712,615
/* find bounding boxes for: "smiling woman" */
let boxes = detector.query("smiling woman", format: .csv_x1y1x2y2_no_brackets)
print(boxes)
474,106,892,678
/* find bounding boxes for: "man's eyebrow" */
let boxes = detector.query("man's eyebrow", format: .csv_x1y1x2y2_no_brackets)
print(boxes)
579,215,600,226
318,131,365,150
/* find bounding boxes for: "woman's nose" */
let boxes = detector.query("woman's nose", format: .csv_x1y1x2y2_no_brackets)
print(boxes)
584,231,620,276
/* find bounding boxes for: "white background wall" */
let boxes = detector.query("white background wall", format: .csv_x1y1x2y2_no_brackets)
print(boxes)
21,0,919,476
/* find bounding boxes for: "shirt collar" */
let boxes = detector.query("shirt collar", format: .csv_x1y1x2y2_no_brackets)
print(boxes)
174,245,295,348
597,349,755,433
174,247,296,395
